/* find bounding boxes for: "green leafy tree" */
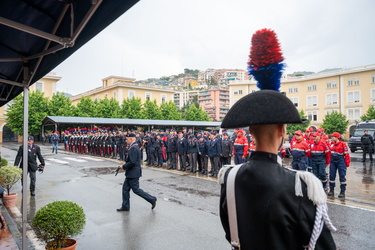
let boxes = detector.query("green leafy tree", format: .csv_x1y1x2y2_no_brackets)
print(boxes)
95,97,120,118
160,101,181,120
29,91,49,135
6,90,49,135
143,99,162,120
73,96,96,117
184,105,210,121
5,94,24,134
48,92,74,116
286,110,310,135
120,97,144,119
361,106,375,121
321,111,349,135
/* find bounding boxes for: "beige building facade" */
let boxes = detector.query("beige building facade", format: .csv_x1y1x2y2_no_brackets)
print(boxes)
71,76,177,106
228,64,375,138
0,72,61,143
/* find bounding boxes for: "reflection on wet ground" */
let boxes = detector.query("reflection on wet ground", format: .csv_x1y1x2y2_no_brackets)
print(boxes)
283,157,375,210
78,155,375,211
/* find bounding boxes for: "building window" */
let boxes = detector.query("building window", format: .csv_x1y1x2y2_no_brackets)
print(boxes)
354,77,359,86
326,82,331,89
347,90,360,103
347,108,361,120
288,87,293,93
113,91,117,100
161,94,166,103
307,84,317,91
371,89,375,101
289,97,299,107
293,85,298,93
326,93,338,105
36,82,43,92
348,78,353,86
145,92,151,101
372,74,375,83
332,80,337,88
128,90,135,99
307,95,318,107
234,89,243,95
307,111,318,121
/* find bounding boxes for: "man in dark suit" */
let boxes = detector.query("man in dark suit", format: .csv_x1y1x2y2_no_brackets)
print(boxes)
177,131,189,171
116,133,157,212
14,136,45,196
220,133,233,165
208,132,221,177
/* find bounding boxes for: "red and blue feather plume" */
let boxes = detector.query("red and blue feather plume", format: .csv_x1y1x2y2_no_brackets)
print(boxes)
247,29,284,92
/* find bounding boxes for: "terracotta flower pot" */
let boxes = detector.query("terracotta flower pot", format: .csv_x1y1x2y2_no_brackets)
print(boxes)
46,239,77,250
2,193,17,207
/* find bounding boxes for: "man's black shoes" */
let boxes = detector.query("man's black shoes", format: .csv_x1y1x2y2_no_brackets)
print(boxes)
151,199,157,209
116,207,129,212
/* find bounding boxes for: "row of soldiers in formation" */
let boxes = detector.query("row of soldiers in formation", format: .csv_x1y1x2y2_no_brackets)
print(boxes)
289,127,350,198
62,127,259,177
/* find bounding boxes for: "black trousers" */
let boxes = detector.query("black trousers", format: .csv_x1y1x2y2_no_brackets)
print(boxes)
362,145,373,161
168,152,177,169
189,152,198,172
179,154,187,170
121,178,156,209
21,170,36,192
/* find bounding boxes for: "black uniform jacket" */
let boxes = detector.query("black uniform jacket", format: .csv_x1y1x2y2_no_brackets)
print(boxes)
122,142,142,179
220,151,336,250
221,138,233,158
15,144,45,172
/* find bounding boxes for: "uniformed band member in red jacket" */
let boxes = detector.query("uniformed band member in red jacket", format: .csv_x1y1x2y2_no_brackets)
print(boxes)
218,28,336,250
232,130,248,164
310,132,330,190
290,130,310,171
328,132,350,198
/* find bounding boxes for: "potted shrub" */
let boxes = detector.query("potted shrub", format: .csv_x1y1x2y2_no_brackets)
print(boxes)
0,158,8,167
0,165,23,207
32,201,86,250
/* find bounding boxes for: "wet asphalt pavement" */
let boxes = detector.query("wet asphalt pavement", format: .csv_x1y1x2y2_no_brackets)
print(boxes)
1,143,375,249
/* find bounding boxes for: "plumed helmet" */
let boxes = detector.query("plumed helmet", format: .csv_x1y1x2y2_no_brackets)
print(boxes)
221,28,307,129
221,90,307,128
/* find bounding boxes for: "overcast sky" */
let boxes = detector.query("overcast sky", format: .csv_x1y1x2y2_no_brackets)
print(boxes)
54,0,375,95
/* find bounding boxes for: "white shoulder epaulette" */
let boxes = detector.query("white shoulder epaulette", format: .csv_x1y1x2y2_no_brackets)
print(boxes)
218,164,243,184
294,171,327,205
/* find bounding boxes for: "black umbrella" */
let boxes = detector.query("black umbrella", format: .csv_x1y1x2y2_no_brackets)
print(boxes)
0,1,139,249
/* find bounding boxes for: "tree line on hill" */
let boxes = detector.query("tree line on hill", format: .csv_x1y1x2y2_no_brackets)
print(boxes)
6,91,210,136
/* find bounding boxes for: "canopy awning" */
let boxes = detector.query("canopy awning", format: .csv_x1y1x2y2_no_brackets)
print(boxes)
42,116,222,129
0,0,139,107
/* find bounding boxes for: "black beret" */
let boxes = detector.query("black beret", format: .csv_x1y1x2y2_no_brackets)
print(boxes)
127,133,136,138
221,90,307,128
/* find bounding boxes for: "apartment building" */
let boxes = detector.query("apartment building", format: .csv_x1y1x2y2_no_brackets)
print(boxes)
198,87,230,121
227,64,375,138
70,76,177,106
174,90,199,109
0,72,61,142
